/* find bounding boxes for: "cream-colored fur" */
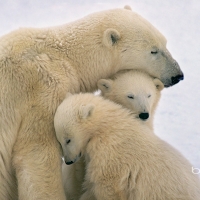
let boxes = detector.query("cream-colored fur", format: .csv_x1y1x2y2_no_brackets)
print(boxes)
98,70,164,128
55,93,200,200
62,70,164,199
0,5,183,200
62,157,86,200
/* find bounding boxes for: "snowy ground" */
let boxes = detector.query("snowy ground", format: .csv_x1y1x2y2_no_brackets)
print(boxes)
1,0,199,173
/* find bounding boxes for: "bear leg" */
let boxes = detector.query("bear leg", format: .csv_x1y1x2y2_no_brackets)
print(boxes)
12,120,66,200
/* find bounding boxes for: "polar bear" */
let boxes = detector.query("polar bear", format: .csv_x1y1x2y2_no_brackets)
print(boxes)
62,70,164,199
55,93,200,200
0,5,184,200
98,70,164,128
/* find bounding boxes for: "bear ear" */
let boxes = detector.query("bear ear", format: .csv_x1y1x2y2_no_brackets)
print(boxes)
103,28,121,47
153,78,164,91
65,92,72,99
78,104,94,119
124,5,132,10
97,79,113,93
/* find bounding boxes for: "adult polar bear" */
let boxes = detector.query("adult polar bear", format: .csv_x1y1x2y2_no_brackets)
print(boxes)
0,5,183,200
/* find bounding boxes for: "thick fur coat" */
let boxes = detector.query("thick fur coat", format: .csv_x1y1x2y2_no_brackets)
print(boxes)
0,6,183,199
55,93,200,200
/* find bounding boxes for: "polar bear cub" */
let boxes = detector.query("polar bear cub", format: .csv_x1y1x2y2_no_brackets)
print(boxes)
62,70,164,199
98,70,164,128
55,93,200,200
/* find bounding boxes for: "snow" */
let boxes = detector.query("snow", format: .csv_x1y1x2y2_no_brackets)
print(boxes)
0,0,199,171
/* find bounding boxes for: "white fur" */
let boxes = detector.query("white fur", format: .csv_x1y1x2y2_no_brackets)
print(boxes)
62,70,164,199
55,93,200,200
98,70,164,128
0,6,183,199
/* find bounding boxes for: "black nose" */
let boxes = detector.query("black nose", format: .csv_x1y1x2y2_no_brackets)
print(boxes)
65,161,74,165
171,74,184,85
139,113,149,120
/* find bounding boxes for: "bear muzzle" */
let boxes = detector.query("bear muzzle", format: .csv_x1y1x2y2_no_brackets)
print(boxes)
65,160,74,165
139,112,149,120
65,152,82,165
171,74,184,85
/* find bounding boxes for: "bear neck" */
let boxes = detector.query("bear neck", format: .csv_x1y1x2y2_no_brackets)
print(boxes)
47,22,119,93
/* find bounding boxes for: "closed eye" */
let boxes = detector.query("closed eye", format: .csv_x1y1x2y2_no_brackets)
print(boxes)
66,139,71,144
151,51,157,54
148,95,151,98
127,95,134,99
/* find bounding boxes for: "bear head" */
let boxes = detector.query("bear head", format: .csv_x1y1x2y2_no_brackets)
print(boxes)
97,70,164,121
98,6,184,87
54,93,95,165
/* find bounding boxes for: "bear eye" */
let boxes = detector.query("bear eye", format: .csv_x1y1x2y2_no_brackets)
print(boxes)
66,139,71,144
148,95,151,98
151,50,158,54
127,94,134,99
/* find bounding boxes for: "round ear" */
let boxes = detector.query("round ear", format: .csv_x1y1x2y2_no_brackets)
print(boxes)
103,28,120,48
153,78,164,91
79,104,94,119
97,79,113,93
124,5,132,10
